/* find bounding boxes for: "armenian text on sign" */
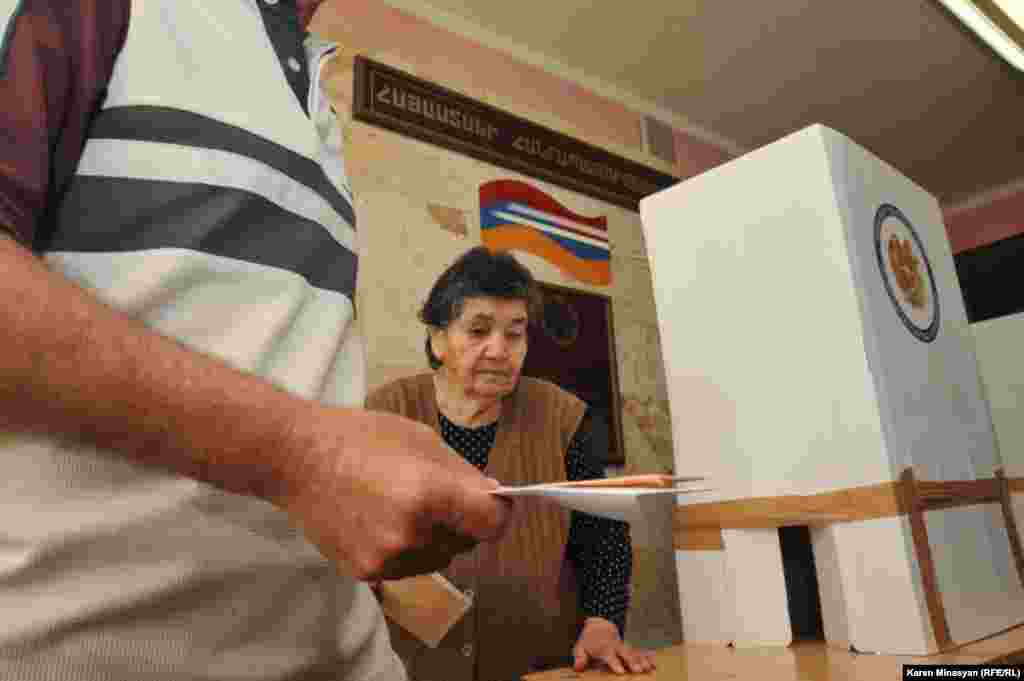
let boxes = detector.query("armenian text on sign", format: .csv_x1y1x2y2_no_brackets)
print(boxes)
353,57,678,211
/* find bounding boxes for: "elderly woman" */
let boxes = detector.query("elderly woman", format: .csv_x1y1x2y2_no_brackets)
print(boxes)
366,247,655,680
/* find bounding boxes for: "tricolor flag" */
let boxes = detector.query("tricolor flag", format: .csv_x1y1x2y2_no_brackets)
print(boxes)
479,180,611,286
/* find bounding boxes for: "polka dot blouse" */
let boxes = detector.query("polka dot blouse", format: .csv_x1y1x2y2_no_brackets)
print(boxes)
439,409,632,635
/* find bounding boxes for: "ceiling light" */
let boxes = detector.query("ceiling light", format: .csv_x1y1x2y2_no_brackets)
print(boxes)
936,0,1024,72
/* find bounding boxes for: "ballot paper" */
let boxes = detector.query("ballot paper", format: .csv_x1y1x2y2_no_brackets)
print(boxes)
491,474,710,522
378,476,708,648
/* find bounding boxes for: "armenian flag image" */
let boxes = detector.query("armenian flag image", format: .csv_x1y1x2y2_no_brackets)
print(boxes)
479,179,611,286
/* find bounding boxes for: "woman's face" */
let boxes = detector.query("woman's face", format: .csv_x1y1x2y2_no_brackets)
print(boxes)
432,296,529,399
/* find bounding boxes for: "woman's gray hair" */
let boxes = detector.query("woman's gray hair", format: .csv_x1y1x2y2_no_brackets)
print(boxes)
418,246,542,369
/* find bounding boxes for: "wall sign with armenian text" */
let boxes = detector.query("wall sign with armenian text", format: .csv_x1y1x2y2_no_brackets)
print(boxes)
480,180,611,286
874,204,940,342
353,57,678,211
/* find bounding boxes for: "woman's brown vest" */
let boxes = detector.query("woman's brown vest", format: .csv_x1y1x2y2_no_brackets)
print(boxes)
366,374,587,681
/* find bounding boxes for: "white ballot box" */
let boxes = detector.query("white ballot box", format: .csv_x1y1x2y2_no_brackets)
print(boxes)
639,124,1024,654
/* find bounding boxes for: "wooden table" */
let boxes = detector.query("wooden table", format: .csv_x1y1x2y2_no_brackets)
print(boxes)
524,625,1024,680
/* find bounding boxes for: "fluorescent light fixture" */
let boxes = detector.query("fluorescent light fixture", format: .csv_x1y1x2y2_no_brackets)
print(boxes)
936,0,1024,71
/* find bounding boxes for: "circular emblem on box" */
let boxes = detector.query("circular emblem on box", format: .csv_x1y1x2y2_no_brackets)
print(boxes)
874,204,940,342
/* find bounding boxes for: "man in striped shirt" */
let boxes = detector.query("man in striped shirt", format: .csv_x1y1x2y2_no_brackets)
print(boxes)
0,2,509,679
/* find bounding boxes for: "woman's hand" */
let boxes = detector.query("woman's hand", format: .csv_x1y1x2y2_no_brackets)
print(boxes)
572,617,657,674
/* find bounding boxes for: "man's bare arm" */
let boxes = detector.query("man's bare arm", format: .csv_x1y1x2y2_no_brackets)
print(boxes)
0,234,509,578
0,234,304,497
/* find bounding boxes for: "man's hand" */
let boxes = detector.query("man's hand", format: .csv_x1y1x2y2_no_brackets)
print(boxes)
572,617,656,675
276,406,511,581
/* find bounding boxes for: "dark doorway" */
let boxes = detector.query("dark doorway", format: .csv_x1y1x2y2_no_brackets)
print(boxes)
521,282,625,465
779,526,825,642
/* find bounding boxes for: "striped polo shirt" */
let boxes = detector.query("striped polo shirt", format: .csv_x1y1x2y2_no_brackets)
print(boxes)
0,1,404,679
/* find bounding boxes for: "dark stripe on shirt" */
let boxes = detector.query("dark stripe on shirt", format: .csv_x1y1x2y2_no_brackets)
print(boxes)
50,176,357,299
89,106,355,228
257,0,312,117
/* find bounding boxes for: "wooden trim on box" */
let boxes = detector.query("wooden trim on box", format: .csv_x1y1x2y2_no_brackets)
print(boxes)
673,477,1024,529
674,481,905,531
672,474,1024,552
900,467,954,651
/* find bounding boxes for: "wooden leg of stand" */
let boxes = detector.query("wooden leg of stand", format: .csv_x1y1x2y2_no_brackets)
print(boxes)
995,468,1024,591
899,467,952,651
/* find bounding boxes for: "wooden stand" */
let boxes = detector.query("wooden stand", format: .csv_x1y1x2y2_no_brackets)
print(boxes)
524,623,1024,680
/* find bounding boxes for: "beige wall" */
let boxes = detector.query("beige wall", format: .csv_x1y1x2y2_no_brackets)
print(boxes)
310,0,738,649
